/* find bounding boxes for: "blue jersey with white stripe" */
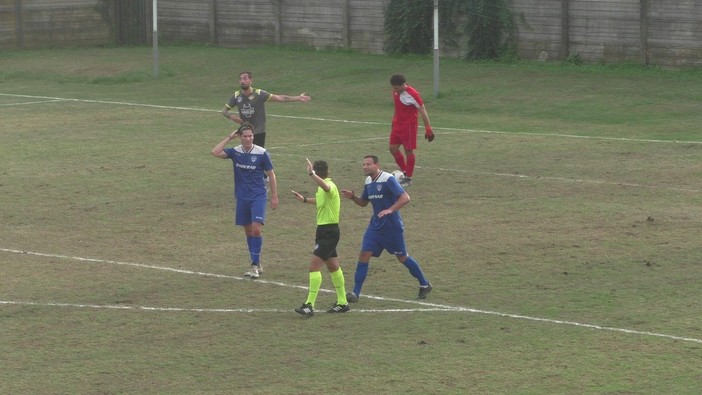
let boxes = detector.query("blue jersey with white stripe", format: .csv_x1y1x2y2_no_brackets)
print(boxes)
361,171,405,232
223,144,273,201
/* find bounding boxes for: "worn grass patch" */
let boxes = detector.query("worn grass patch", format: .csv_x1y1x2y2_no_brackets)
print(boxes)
1,45,701,394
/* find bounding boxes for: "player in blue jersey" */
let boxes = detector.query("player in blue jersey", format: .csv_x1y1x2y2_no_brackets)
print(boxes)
212,123,279,278
340,155,432,300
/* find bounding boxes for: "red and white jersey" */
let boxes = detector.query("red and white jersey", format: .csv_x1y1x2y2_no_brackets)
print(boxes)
392,85,424,125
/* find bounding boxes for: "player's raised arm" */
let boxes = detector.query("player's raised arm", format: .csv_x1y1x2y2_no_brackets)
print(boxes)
212,130,238,158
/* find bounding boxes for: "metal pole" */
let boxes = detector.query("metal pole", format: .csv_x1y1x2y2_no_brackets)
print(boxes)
15,0,24,49
152,0,159,78
640,0,650,65
433,0,439,98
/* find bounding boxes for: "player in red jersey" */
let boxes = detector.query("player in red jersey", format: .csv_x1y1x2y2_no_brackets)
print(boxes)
388,74,434,187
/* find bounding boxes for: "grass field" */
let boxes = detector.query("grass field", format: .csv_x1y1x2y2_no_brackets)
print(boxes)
1,45,701,394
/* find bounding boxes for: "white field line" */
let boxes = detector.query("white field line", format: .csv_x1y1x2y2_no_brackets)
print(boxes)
2,247,701,345
0,93,215,113
272,150,702,194
0,300,452,314
0,97,693,205
2,92,701,145
3,92,700,194
435,167,702,193
0,99,65,106
435,126,702,145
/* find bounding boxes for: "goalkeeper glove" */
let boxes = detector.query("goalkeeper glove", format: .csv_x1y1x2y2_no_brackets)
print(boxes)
424,127,435,142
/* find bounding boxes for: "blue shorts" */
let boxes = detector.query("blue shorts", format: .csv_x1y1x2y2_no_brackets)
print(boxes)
235,199,267,226
361,227,407,258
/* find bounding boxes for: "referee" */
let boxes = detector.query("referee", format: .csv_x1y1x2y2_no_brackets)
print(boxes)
292,158,350,316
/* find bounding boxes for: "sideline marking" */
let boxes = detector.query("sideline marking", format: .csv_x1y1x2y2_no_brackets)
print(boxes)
0,300,453,314
2,247,701,345
0,99,64,106
436,167,702,193
270,152,702,194
2,92,701,145
4,92,700,194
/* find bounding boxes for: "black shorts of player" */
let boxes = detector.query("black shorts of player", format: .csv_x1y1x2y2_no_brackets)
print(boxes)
313,224,340,260
253,132,266,147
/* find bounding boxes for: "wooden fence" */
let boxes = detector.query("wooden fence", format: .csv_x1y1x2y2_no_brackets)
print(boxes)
1,0,700,68
155,0,384,53
0,0,150,50
512,0,702,68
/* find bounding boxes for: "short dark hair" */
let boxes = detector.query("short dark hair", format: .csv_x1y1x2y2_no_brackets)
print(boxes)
239,71,252,79
363,155,379,164
390,74,406,86
313,160,329,178
236,122,254,134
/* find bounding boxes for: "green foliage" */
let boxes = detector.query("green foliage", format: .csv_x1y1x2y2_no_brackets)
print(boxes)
454,0,517,60
383,0,434,55
564,52,584,65
383,0,517,61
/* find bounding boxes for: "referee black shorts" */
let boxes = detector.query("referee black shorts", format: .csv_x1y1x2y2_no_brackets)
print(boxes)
313,224,340,260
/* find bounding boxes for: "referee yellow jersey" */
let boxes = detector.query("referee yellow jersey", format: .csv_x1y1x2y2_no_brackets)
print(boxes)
315,178,340,225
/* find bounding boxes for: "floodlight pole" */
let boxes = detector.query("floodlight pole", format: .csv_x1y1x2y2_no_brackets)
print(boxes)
152,0,159,78
433,0,439,98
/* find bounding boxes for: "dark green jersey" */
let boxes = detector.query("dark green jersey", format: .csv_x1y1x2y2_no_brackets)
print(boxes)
225,88,271,135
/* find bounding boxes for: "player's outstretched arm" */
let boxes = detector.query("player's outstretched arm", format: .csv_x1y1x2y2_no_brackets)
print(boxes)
292,190,315,205
341,189,369,207
269,93,311,103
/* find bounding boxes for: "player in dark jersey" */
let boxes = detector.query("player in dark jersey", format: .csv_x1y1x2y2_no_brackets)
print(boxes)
211,123,279,278
222,71,311,147
341,155,432,301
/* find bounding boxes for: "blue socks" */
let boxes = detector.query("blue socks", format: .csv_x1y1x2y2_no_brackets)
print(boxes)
402,256,428,286
246,236,263,265
352,262,369,296
352,257,428,296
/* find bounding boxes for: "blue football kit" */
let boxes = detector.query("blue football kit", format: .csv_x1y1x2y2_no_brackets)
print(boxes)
360,171,407,257
224,144,273,226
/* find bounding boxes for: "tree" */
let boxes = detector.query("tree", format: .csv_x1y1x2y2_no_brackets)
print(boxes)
384,0,517,61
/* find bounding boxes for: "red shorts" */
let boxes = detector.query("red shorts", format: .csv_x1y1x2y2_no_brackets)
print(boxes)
390,122,418,150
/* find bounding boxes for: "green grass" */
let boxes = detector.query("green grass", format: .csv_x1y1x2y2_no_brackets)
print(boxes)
1,45,701,394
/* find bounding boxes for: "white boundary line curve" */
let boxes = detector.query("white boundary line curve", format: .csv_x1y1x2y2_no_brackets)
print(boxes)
2,247,701,345
2,92,701,145
3,93,700,193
